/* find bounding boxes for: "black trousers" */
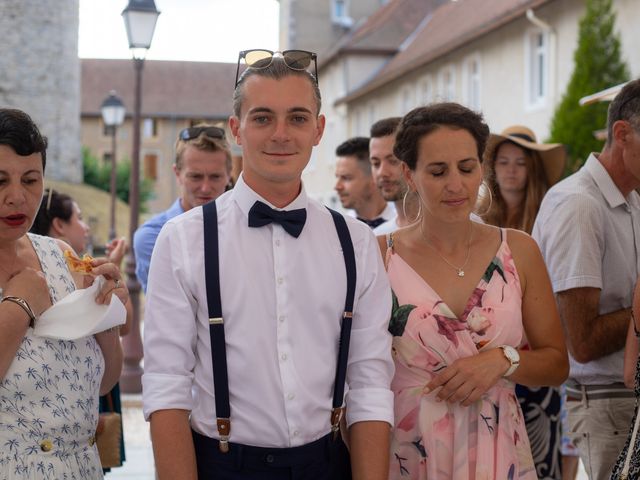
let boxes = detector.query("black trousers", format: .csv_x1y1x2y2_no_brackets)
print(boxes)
192,430,352,480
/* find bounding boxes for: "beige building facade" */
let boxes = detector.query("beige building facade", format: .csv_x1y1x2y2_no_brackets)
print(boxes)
80,59,239,214
295,0,640,203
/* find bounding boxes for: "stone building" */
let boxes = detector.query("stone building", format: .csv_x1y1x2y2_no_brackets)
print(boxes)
0,0,82,182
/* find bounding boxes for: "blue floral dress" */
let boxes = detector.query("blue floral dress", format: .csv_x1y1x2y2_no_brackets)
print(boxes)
0,234,104,479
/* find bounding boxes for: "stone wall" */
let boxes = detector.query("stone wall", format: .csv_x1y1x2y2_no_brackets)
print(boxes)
0,0,81,182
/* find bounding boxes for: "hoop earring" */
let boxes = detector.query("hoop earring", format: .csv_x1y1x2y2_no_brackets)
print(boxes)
475,182,493,217
403,190,422,224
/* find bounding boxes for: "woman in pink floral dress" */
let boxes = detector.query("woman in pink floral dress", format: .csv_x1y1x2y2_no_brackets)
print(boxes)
380,103,569,480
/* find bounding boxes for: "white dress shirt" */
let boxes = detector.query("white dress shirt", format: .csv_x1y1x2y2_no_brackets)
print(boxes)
142,174,395,448
532,154,640,385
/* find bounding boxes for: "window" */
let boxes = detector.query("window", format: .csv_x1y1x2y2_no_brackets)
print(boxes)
464,56,481,110
525,29,549,107
332,0,352,26
142,118,158,138
102,152,113,166
439,66,456,101
419,76,433,104
143,153,158,180
368,103,376,128
400,86,415,114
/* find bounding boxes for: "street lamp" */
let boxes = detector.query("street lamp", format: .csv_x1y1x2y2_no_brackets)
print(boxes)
100,91,126,241
120,0,160,393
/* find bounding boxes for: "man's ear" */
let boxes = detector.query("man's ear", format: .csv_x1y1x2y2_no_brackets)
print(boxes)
229,116,241,145
313,114,326,146
612,120,631,146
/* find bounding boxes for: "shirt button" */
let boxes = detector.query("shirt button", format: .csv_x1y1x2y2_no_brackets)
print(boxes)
275,239,281,247
279,315,285,323
277,277,284,285
293,430,299,437
40,439,53,452
287,393,295,400
281,353,288,361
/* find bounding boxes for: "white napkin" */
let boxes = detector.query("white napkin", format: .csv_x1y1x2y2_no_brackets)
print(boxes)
34,275,126,340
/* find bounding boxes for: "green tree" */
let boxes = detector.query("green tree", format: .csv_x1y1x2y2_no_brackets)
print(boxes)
547,0,629,174
82,147,154,213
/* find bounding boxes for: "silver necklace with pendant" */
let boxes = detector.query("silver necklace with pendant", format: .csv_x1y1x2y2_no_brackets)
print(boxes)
420,222,473,277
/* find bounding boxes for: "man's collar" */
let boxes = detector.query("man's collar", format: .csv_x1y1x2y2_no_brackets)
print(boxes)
231,173,309,217
585,153,630,209
172,198,186,215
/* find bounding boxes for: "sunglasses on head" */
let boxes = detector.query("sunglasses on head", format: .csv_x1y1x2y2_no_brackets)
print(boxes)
234,49,318,88
179,126,226,142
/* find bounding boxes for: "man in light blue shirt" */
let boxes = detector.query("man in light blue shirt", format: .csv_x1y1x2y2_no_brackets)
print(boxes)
133,125,232,291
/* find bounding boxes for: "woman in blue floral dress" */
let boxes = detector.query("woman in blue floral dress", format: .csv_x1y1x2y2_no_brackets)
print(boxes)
0,108,127,479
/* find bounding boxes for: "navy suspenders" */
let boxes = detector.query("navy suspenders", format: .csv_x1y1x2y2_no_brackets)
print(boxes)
202,201,231,452
202,201,356,452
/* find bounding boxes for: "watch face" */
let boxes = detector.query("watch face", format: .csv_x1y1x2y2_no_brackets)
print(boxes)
503,346,519,364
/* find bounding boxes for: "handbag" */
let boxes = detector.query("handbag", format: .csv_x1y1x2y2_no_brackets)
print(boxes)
96,391,123,469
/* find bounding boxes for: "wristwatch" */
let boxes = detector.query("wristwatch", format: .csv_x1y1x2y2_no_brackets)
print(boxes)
499,345,520,377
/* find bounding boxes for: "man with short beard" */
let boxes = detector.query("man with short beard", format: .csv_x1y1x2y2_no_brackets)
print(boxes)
369,117,419,234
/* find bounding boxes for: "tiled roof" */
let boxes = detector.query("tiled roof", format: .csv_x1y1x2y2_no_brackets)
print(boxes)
338,0,552,103
320,0,444,67
81,58,237,119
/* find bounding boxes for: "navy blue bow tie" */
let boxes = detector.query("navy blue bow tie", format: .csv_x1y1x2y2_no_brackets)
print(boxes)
248,201,307,238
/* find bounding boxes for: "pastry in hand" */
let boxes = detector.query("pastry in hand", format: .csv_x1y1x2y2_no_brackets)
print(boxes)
64,250,94,273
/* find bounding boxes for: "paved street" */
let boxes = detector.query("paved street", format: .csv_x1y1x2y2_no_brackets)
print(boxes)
105,394,590,480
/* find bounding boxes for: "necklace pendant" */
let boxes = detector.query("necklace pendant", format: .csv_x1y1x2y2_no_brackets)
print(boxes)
457,269,465,277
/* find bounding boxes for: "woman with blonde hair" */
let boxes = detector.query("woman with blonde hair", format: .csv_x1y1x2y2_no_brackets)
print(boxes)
480,125,571,479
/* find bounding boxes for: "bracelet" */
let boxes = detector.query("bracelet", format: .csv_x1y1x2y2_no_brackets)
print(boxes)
1,296,37,328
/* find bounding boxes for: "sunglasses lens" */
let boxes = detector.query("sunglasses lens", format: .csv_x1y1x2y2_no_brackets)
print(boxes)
180,127,225,141
244,50,274,68
283,51,312,70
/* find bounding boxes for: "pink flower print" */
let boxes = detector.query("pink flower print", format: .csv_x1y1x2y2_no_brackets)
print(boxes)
461,287,486,319
467,309,492,335
433,314,467,347
397,405,420,432
433,411,453,435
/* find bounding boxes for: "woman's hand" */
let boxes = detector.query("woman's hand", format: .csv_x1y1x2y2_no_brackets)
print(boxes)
85,258,129,306
3,267,52,316
424,348,509,406
106,237,127,266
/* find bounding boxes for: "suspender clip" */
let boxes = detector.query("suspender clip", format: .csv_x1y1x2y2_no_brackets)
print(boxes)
330,407,344,440
216,418,231,453
342,311,353,319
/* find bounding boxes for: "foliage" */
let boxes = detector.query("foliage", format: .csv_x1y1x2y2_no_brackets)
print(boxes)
547,0,629,174
82,147,154,213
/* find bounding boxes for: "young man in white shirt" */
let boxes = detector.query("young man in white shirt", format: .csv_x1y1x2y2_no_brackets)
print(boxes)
142,51,394,480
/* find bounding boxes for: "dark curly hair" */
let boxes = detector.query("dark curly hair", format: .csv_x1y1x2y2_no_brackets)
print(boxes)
393,103,489,170
0,108,48,170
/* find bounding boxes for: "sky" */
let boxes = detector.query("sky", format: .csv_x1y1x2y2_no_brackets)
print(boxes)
78,0,280,63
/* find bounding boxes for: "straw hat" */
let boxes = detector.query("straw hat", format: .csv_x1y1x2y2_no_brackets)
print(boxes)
485,125,567,186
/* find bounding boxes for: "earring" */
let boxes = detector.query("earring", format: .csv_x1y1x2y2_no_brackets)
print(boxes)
475,182,493,217
403,190,422,224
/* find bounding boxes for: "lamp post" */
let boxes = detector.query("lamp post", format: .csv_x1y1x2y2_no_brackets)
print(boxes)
100,91,126,241
120,0,160,393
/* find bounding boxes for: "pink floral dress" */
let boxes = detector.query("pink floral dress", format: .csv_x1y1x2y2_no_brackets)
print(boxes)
386,229,536,480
